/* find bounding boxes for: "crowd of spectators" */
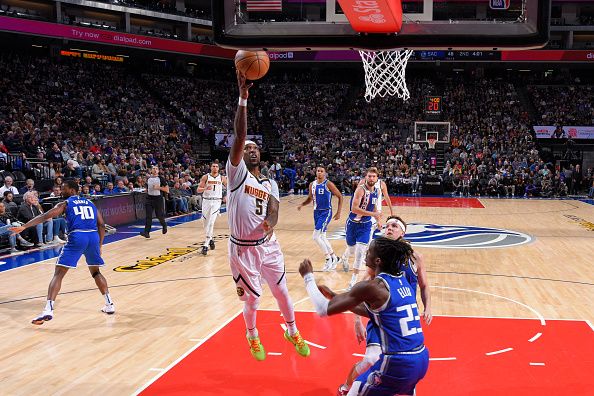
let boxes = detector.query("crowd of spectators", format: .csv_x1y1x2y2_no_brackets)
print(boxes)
527,85,594,126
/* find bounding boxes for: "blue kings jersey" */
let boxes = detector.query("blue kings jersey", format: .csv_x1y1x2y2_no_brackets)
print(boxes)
365,272,424,354
403,258,419,296
65,196,98,232
348,184,378,223
312,179,332,210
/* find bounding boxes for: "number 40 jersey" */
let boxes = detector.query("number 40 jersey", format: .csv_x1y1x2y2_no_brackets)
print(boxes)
65,196,99,232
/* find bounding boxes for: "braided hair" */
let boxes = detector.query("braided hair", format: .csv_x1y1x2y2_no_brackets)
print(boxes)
372,236,414,276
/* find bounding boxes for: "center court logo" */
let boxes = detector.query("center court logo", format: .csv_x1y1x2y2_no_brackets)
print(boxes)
329,223,533,249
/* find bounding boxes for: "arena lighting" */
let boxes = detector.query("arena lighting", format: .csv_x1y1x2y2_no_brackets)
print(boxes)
153,58,166,62
31,44,43,48
116,54,129,58
519,69,531,72
188,62,197,65
70,48,97,53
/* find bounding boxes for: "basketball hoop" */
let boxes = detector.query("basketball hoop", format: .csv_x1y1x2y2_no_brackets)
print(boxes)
428,138,437,150
359,49,413,103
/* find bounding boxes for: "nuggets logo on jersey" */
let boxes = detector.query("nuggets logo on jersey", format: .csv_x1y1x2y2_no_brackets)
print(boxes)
330,222,533,249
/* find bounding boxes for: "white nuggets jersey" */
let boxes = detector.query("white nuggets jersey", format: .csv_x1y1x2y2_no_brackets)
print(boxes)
227,159,280,242
203,174,223,199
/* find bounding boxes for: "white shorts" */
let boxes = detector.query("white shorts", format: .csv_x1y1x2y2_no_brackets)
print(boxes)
228,238,285,300
202,198,222,219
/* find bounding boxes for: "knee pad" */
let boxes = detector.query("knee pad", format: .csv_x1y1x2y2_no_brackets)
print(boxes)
91,270,101,278
355,345,381,375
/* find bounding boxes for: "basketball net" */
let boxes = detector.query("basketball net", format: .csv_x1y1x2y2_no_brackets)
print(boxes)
358,49,413,103
428,138,437,150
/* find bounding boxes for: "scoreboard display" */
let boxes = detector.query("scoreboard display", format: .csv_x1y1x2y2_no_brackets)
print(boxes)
425,96,442,116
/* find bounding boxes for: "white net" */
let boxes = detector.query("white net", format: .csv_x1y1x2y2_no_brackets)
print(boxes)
428,138,437,149
358,49,413,103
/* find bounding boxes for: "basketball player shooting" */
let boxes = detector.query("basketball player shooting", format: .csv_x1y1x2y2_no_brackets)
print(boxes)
226,70,310,361
197,162,227,255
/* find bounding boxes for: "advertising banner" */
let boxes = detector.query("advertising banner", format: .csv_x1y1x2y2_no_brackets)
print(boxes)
533,125,594,139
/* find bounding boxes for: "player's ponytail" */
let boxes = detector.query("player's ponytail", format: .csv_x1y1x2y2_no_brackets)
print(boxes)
373,237,414,276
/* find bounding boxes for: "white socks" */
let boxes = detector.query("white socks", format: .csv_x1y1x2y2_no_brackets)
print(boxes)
44,300,54,312
104,292,112,305
285,320,298,336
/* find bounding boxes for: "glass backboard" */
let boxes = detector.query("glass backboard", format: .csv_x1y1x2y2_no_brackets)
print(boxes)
213,0,550,51
414,121,451,143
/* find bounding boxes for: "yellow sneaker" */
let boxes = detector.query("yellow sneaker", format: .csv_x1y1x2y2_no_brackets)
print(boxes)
246,333,266,361
284,330,310,357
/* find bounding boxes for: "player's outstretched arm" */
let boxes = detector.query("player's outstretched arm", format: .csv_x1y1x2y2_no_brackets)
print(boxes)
230,71,253,167
327,181,343,220
299,259,386,318
414,251,432,324
10,202,66,235
297,182,313,210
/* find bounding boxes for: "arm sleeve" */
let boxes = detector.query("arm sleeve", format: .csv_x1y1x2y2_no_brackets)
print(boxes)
226,159,248,192
303,273,329,317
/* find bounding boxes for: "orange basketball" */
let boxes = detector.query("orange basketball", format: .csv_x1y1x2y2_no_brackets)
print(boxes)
234,50,270,80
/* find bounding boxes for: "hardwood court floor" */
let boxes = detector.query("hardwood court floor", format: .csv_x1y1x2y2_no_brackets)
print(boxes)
0,197,593,395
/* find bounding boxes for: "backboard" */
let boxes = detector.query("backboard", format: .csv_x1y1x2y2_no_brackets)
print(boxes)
414,121,451,143
213,0,550,51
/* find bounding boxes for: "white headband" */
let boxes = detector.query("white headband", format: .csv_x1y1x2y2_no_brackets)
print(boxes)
386,218,406,234
244,140,258,148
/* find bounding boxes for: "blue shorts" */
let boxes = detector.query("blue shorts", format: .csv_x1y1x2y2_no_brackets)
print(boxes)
56,231,104,268
345,219,373,246
313,209,332,232
355,348,429,396
366,321,380,346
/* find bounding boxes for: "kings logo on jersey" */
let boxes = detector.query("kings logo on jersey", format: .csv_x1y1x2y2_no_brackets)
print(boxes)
329,223,533,249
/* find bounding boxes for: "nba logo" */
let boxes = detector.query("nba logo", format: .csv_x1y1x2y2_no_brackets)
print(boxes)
490,0,511,10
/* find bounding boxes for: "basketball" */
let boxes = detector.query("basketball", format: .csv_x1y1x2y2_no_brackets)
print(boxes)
234,50,270,80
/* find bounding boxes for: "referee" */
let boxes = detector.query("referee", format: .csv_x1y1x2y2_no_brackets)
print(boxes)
140,166,168,238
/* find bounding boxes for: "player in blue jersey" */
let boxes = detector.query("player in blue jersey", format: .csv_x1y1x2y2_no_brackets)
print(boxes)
297,165,344,271
11,180,114,325
338,216,433,395
300,236,429,396
345,167,382,290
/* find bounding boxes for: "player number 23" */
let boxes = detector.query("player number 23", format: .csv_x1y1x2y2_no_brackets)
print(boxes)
73,205,95,220
397,303,422,336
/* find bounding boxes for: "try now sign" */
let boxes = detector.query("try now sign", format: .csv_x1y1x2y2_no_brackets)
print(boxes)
337,0,403,33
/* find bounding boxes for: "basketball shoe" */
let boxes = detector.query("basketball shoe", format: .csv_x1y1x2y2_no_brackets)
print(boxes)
284,330,310,357
246,333,266,361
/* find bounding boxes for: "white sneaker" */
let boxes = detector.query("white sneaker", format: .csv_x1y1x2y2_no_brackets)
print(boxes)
32,310,53,325
101,303,115,315
323,258,332,272
53,236,67,244
329,255,339,271
347,279,356,292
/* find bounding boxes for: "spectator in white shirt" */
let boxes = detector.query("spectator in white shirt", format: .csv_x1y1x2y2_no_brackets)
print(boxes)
0,176,19,196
